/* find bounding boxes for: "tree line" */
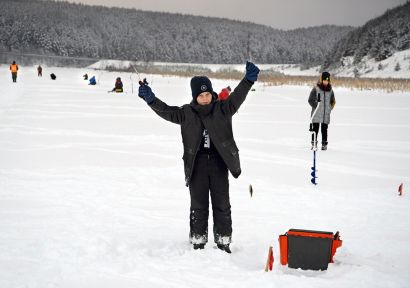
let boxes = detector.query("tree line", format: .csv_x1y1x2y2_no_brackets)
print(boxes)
0,0,353,65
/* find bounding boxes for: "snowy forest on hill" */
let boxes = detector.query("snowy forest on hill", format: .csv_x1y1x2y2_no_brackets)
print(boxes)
0,0,352,64
325,1,410,70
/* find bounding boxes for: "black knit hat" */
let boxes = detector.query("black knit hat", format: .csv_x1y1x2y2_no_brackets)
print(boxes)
190,76,214,99
321,71,331,82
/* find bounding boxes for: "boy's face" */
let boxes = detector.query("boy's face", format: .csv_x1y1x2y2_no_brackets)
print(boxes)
196,91,212,105
322,80,329,86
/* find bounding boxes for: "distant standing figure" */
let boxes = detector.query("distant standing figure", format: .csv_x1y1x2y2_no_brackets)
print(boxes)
308,71,336,151
218,86,231,101
112,77,123,92
10,61,18,83
37,65,42,77
50,73,57,80
83,73,88,80
89,76,96,85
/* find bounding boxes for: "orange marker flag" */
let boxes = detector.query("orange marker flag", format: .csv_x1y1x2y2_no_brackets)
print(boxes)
265,246,274,272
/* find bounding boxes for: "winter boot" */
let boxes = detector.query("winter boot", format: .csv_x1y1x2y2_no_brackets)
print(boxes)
311,141,318,150
217,244,232,254
321,144,327,151
193,243,205,250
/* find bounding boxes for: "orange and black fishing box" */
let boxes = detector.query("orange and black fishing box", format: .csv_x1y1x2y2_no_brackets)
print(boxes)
279,229,342,271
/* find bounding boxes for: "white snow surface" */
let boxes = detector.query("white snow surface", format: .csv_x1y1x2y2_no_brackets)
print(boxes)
1,65,410,288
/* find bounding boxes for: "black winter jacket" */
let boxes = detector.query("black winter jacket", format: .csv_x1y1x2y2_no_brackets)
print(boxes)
148,78,253,186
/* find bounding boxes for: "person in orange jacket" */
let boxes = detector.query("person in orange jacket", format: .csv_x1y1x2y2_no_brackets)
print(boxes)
218,86,231,101
10,61,18,83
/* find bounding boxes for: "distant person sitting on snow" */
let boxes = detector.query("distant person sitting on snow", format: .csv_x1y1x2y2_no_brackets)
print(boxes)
37,65,42,77
10,61,18,83
112,77,123,92
308,71,336,151
218,86,231,101
89,76,96,85
138,61,260,254
83,73,88,80
50,73,57,80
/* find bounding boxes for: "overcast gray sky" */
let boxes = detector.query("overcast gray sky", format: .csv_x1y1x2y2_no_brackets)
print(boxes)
55,0,408,30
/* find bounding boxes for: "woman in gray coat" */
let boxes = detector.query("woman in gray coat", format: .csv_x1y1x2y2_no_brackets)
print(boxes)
308,72,336,150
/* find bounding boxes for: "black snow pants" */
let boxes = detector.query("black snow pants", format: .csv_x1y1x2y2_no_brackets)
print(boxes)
11,72,17,82
311,123,328,145
188,150,232,246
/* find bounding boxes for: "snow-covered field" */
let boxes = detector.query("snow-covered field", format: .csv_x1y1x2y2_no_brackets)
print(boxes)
1,65,409,288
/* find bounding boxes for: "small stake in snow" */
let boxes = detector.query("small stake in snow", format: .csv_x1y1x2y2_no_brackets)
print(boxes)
398,183,403,196
249,184,253,197
130,74,134,94
265,246,274,272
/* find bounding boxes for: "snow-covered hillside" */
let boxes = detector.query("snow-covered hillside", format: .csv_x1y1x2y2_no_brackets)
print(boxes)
334,49,410,78
0,65,409,288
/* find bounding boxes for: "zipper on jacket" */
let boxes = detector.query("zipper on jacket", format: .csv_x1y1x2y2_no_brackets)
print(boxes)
322,91,326,123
